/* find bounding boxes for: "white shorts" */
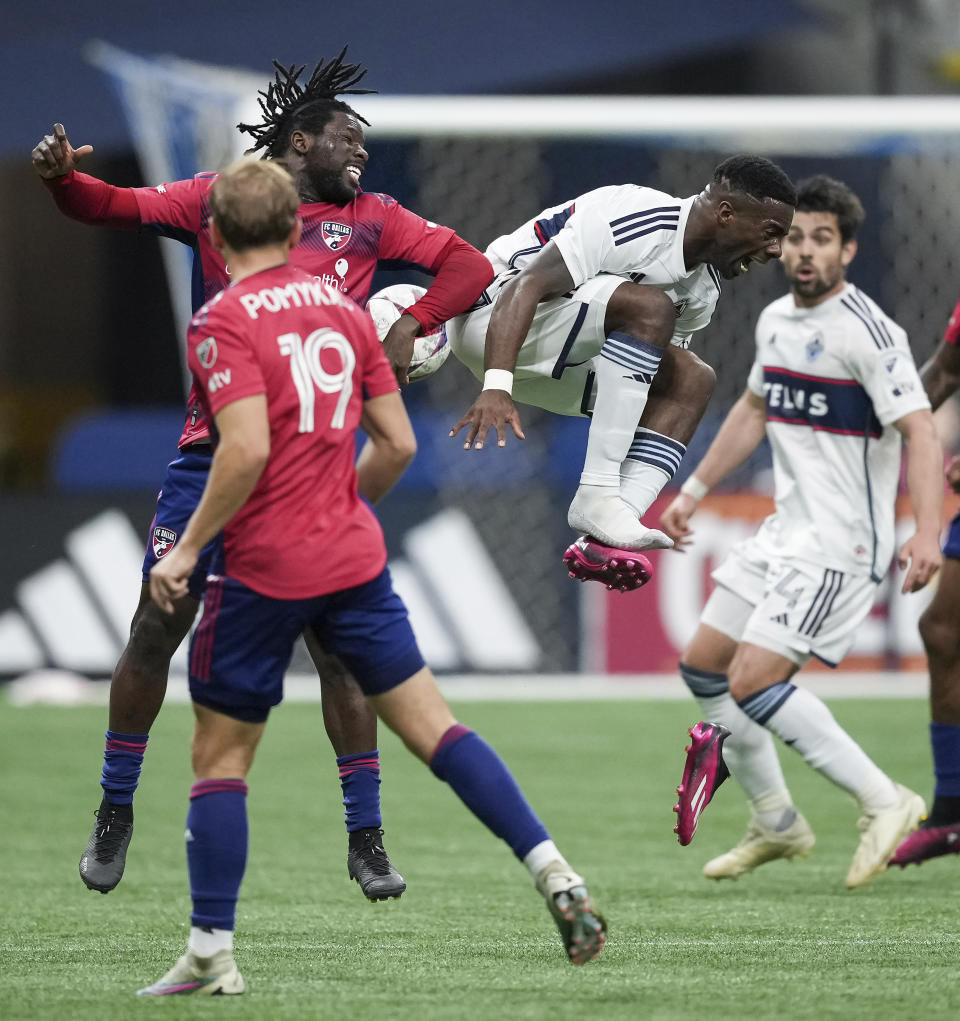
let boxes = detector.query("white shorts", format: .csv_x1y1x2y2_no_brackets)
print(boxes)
700,537,880,667
445,272,627,417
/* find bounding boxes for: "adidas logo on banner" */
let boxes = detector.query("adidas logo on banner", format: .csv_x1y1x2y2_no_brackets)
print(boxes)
0,507,540,677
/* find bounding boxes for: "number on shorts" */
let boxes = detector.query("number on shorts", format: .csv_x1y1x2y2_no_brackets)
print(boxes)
773,568,805,611
277,329,356,432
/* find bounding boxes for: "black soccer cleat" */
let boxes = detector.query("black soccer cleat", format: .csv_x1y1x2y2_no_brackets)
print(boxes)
347,827,406,901
79,798,134,893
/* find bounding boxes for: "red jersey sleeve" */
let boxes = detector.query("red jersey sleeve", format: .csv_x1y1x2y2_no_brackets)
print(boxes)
43,171,141,229
377,200,493,331
187,298,267,420
943,296,960,347
133,174,214,240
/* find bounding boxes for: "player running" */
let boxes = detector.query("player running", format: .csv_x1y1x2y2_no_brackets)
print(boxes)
890,296,960,867
444,156,796,591
662,175,942,888
32,49,493,900
136,160,604,995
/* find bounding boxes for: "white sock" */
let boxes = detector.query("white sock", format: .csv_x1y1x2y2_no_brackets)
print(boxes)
679,664,795,819
621,428,686,516
754,684,898,809
523,839,568,879
580,334,664,486
189,925,233,957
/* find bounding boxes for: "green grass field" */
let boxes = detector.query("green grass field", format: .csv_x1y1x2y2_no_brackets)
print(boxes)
1,696,958,1020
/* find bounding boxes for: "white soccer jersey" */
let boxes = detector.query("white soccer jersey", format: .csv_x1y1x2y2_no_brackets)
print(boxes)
483,185,721,347
746,283,930,579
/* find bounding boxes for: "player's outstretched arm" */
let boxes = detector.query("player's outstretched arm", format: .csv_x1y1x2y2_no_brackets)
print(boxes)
921,339,960,412
451,242,574,451
895,407,944,593
356,391,417,503
660,387,767,549
33,122,142,229
31,123,93,179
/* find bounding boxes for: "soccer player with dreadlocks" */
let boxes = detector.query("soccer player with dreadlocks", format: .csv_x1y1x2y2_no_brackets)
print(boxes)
32,48,493,905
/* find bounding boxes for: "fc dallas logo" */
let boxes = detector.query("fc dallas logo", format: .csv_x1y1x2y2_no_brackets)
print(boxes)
152,526,177,559
321,222,352,251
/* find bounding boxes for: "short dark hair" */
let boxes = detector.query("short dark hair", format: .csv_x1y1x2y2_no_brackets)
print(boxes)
794,174,865,243
713,155,798,207
210,160,300,252
237,47,376,159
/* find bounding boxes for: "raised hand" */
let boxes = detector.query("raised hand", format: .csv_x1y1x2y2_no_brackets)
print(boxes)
31,123,94,179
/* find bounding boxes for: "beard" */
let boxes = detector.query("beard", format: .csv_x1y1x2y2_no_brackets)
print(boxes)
310,167,357,206
789,266,843,301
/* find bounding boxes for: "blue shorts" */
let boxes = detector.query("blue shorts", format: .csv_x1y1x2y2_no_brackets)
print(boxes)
944,508,960,560
141,447,220,599
188,566,425,722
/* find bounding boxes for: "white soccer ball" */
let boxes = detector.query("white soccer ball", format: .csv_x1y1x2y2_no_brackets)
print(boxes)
367,283,451,380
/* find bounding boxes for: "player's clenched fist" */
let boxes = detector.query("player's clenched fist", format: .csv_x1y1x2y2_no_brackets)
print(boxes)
31,123,94,179
659,492,699,551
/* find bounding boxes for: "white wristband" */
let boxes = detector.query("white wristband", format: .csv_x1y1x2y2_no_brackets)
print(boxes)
482,369,514,395
680,474,709,502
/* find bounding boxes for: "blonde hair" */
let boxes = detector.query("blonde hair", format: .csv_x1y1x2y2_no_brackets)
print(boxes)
210,159,299,252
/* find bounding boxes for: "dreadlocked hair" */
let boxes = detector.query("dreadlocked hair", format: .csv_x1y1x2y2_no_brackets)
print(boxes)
237,46,377,158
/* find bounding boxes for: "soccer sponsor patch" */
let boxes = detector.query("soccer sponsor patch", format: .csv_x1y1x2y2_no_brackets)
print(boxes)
196,337,218,369
152,526,177,559
321,222,352,251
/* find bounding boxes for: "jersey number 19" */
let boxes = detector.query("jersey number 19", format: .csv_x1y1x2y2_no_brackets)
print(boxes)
278,329,356,432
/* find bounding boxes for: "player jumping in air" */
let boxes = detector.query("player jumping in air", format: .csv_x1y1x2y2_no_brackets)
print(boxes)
31,49,493,900
137,160,604,994
662,175,942,887
441,156,796,591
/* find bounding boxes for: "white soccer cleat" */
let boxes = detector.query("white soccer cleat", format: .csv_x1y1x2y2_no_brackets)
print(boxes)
136,948,245,997
567,484,674,552
702,812,815,880
535,861,607,965
845,783,926,889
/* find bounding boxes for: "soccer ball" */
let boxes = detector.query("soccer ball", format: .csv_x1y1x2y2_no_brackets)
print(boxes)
366,283,451,380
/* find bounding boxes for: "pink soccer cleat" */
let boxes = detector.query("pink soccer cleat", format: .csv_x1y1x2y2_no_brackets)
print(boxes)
673,722,731,846
889,821,960,868
562,536,653,592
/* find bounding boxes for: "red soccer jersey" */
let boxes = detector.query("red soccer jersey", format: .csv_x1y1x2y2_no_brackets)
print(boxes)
134,174,458,447
187,264,399,600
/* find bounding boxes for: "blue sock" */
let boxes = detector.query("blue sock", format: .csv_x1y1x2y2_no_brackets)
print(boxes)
100,730,149,805
187,779,249,931
931,722,960,797
429,725,549,860
336,750,382,831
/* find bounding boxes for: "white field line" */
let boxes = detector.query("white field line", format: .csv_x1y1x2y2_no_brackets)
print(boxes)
3,671,930,707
